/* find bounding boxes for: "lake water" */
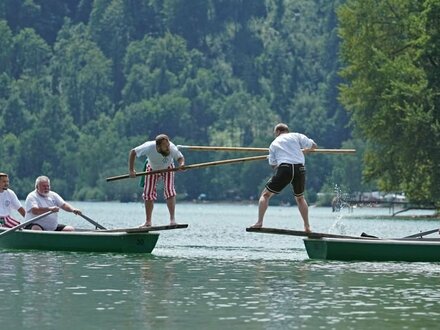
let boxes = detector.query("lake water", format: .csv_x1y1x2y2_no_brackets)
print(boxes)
1,202,440,329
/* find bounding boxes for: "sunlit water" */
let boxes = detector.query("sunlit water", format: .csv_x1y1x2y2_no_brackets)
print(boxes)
1,202,440,329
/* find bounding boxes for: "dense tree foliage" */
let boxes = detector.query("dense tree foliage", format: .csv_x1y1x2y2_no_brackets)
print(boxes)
3,0,434,205
338,0,440,205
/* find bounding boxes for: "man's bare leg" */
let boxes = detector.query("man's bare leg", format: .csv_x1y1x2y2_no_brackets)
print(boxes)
166,196,177,225
251,188,274,228
141,200,154,227
30,225,43,231
295,195,311,233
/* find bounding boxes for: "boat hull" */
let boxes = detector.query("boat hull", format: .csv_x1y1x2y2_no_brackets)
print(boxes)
0,229,159,253
304,238,440,262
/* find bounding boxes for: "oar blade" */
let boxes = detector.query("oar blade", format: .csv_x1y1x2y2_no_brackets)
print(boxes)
79,214,106,230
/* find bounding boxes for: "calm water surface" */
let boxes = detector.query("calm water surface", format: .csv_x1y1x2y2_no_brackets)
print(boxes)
1,202,440,329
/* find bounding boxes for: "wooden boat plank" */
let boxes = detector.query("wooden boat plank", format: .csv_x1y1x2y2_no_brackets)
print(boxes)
102,224,189,233
246,227,372,240
246,227,438,242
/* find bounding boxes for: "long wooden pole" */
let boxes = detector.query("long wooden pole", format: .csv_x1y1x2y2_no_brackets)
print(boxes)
177,145,356,154
245,227,373,239
178,145,268,152
106,155,268,182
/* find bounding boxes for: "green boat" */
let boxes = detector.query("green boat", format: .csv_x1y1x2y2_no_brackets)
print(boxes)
246,227,440,262
0,210,189,253
0,227,160,253
304,237,440,262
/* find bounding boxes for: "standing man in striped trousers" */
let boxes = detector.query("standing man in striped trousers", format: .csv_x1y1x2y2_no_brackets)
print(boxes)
128,134,185,228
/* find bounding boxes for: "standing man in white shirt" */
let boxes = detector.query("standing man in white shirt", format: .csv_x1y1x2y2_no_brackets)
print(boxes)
0,173,25,228
25,176,81,231
128,134,185,227
251,123,317,232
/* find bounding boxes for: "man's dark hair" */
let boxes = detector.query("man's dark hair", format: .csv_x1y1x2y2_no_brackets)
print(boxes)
155,134,170,147
274,123,289,134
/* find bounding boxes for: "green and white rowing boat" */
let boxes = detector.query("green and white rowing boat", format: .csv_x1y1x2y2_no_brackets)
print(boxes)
0,224,188,254
303,237,440,262
247,227,440,262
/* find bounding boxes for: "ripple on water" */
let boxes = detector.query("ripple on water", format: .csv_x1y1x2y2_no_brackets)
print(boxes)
1,204,440,329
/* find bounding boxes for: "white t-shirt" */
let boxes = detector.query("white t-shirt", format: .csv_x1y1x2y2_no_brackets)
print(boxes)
0,189,22,217
268,132,315,166
134,141,183,170
25,190,65,230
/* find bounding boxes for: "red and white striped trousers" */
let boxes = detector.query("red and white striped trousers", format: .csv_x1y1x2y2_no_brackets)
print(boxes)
0,215,20,228
143,164,176,201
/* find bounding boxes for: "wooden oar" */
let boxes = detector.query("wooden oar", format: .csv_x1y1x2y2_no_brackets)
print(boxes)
0,211,54,238
106,155,268,182
246,227,378,240
403,228,440,239
79,213,106,230
177,145,356,154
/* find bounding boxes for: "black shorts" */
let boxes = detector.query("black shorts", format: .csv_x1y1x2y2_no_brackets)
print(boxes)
265,163,306,197
24,223,67,231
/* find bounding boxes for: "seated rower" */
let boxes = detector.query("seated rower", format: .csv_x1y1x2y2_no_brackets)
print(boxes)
24,176,81,231
0,173,25,228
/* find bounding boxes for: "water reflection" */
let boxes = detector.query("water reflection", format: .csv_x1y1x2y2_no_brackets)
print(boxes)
1,203,440,329
2,252,440,329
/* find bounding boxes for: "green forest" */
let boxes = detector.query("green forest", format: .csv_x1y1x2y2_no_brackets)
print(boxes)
0,0,438,206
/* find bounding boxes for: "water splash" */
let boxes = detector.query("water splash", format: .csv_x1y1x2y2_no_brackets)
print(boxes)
331,184,352,213
329,184,353,235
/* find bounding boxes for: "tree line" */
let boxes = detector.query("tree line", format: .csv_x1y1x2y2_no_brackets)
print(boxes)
0,0,438,207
